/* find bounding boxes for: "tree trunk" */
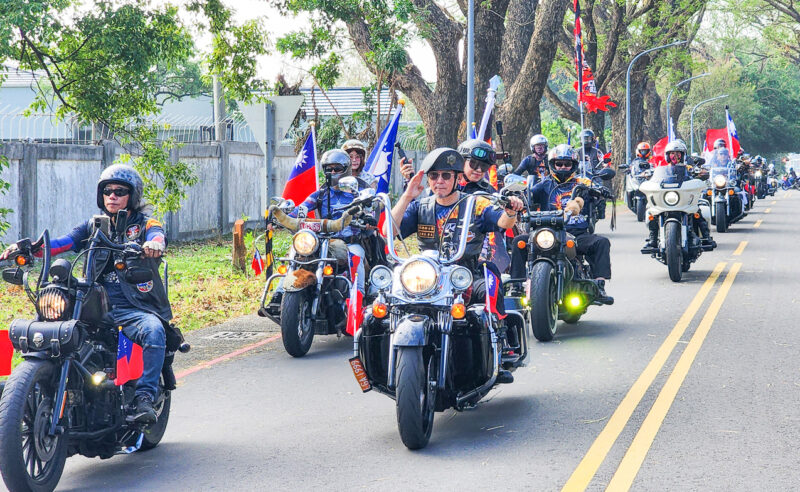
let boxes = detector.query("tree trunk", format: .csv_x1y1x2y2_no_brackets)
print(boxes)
643,79,664,139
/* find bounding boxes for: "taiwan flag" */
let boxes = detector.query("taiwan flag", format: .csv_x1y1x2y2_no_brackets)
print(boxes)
704,128,740,158
345,253,363,336
0,329,12,377
650,136,669,167
364,103,403,194
282,126,318,206
251,247,265,276
116,329,143,386
483,264,506,320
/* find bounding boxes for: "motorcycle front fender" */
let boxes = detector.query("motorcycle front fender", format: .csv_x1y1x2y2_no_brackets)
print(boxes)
282,269,317,292
393,314,432,347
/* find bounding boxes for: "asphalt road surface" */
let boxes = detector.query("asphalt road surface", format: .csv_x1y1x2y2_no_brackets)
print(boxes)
46,191,799,492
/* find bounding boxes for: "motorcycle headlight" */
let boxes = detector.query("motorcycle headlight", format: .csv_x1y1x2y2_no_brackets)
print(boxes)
450,267,473,291
400,259,438,295
714,175,727,188
369,265,393,290
663,191,680,206
292,231,318,256
37,287,72,321
755,171,763,177
534,229,557,250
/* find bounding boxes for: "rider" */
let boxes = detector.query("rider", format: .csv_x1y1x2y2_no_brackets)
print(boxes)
1,164,170,424
511,144,613,303
630,142,653,175
713,138,727,150
645,140,715,249
457,139,498,194
389,148,524,382
342,139,377,189
577,129,603,175
513,134,549,182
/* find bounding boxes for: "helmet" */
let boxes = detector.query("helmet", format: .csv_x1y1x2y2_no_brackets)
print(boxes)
97,164,144,212
420,147,464,174
636,142,652,159
580,129,595,147
547,144,578,183
458,139,496,165
341,139,366,157
319,149,352,186
769,163,775,171
713,138,727,149
664,140,687,164
529,134,549,154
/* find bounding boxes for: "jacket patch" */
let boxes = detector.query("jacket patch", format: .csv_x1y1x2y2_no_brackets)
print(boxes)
126,224,142,240
418,224,435,239
136,280,154,293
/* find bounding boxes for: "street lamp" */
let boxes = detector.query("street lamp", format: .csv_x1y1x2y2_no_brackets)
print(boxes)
626,40,687,165
665,72,709,140
466,0,475,137
689,94,728,155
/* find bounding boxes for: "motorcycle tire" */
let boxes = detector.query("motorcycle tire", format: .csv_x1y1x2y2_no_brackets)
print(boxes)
529,262,558,342
395,347,434,450
0,360,68,492
666,221,682,282
140,385,171,451
636,199,646,222
280,289,315,357
715,202,727,233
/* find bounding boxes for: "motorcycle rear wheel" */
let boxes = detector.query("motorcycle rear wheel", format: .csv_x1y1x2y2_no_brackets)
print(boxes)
0,360,67,492
715,202,727,233
395,347,434,450
529,262,558,342
280,289,315,357
666,221,682,282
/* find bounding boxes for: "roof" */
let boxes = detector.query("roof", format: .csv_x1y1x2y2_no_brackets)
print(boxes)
300,87,393,117
0,67,48,88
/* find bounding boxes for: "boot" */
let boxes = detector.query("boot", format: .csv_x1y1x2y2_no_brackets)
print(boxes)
129,393,157,425
595,279,614,305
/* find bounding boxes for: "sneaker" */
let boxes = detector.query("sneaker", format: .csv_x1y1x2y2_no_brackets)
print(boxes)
129,394,157,425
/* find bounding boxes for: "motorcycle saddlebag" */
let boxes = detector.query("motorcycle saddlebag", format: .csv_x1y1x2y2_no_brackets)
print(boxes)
9,319,83,357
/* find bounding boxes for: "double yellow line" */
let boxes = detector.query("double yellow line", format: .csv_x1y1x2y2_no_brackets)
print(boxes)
562,262,742,491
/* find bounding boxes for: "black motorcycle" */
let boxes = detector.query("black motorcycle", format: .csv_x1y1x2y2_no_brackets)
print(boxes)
352,181,529,450
258,179,384,357
0,221,188,492
524,185,614,342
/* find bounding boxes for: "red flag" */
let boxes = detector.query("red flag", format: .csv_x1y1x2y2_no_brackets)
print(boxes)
345,279,363,337
483,264,507,320
573,0,616,113
251,247,265,276
116,330,143,386
704,128,740,157
650,136,669,167
0,330,13,377
282,127,318,207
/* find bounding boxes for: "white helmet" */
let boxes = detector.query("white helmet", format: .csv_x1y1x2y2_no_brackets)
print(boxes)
529,134,548,153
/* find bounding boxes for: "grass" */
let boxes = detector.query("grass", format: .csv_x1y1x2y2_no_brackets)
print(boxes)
1,233,293,377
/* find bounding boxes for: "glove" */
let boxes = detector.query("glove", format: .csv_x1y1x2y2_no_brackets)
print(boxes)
143,240,165,253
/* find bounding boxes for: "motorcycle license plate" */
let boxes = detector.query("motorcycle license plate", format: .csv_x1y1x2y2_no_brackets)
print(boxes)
348,357,372,393
300,221,323,232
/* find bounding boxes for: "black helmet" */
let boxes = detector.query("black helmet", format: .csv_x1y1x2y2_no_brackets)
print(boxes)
97,164,144,212
320,149,352,186
580,129,595,147
420,148,464,174
713,138,727,149
457,139,496,165
547,144,578,183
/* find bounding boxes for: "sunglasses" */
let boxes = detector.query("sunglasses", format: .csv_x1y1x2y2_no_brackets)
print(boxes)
553,161,573,169
467,160,492,172
102,187,131,197
427,171,454,181
323,165,346,174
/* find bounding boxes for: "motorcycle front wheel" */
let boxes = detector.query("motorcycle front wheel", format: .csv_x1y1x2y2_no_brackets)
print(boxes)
280,289,315,357
636,199,646,222
395,347,435,450
666,221,683,282
715,202,728,233
529,262,558,342
0,360,68,492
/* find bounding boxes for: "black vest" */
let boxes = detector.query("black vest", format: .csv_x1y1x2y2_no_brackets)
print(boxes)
416,192,488,267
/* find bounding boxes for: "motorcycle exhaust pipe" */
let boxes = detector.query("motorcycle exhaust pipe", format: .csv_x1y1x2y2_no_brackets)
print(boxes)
456,324,500,408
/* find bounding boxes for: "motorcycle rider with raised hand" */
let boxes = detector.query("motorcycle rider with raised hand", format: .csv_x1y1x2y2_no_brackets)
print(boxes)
1,164,170,424
513,134,549,182
511,144,613,303
645,140,715,249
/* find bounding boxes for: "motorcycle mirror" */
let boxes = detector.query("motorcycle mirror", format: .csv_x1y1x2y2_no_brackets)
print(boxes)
496,162,513,177
501,174,527,193
2,267,25,286
358,188,376,201
91,215,111,237
124,267,154,284
278,199,295,214
338,176,359,195
617,164,629,171
49,259,72,282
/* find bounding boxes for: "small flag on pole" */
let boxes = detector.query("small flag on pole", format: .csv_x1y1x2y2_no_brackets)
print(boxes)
364,102,404,194
116,329,143,386
251,247,265,276
483,264,507,320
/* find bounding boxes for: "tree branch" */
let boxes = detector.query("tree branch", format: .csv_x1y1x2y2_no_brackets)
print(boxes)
545,84,581,122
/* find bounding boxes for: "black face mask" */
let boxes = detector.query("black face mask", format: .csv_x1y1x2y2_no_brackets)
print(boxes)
552,168,575,183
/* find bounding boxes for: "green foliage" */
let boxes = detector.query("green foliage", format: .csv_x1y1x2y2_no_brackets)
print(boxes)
540,111,571,147
0,151,10,242
118,125,198,220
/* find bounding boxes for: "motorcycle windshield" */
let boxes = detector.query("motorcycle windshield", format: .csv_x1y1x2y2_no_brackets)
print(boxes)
705,149,734,168
650,165,690,186
710,167,737,182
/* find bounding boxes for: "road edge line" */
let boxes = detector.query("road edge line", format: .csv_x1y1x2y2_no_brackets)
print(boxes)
560,262,727,492
175,333,282,380
606,262,742,491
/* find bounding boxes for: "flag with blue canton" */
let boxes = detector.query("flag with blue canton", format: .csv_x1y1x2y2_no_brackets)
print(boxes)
483,264,507,320
364,104,403,194
282,126,318,206
116,329,143,386
725,106,738,151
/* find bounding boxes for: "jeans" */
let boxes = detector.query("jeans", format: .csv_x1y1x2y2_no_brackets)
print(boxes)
112,307,166,400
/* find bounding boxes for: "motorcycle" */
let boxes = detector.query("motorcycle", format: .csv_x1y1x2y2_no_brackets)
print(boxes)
639,166,716,282
704,152,746,233
523,184,614,342
753,169,768,200
258,178,383,357
351,177,529,450
0,218,188,492
767,175,778,196
624,166,654,222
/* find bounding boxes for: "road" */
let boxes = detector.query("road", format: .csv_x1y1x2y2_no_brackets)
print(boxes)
49,191,799,492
